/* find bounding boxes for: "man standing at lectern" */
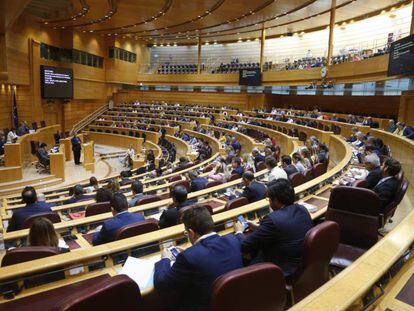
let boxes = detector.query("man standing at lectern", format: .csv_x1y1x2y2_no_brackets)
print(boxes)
71,133,82,165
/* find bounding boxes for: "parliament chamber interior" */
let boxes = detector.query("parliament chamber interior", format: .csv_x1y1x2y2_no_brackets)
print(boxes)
1,0,414,310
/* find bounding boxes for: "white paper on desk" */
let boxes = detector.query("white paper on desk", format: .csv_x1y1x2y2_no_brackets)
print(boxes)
300,202,318,213
119,256,160,292
151,212,163,221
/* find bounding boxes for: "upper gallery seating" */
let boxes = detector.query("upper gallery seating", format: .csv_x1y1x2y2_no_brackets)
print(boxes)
157,63,198,74
212,59,260,73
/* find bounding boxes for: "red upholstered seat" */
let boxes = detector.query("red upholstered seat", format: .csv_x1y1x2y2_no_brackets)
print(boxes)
2,246,61,267
167,175,181,183
312,163,326,178
380,179,409,227
326,186,380,271
352,179,369,188
177,204,213,223
205,180,223,189
256,161,266,171
85,202,111,217
169,180,191,193
303,168,313,182
51,275,141,311
114,218,159,240
22,212,61,229
202,163,215,173
224,197,249,211
287,221,340,303
228,173,241,181
210,263,286,311
289,172,306,187
134,195,161,206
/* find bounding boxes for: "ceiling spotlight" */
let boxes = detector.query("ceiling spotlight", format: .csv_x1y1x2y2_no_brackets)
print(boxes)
89,30,94,32
246,39,251,42
167,43,170,46
205,41,209,45
173,43,177,46
255,38,259,41
153,43,157,47
237,38,242,43
214,41,217,45
44,21,48,24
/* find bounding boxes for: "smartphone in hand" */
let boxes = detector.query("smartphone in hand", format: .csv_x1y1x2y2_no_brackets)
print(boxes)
237,215,249,232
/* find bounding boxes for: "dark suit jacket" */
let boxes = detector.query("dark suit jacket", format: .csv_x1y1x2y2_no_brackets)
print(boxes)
364,167,381,189
190,177,208,192
231,166,244,176
63,195,90,205
254,154,265,166
7,202,54,232
71,136,82,151
373,177,399,211
284,164,298,177
158,201,193,229
241,181,267,203
92,211,145,245
238,204,313,277
154,234,243,311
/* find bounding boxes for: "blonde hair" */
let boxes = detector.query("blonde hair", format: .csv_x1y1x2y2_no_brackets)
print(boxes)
29,218,59,248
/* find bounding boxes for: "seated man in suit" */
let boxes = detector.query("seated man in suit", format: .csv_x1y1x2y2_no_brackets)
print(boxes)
63,184,89,205
385,119,397,133
37,143,50,166
188,170,208,192
158,186,193,229
252,148,265,169
240,171,267,203
373,158,402,212
230,157,244,176
281,155,298,177
154,206,243,311
362,153,382,189
265,156,288,182
234,179,313,277
92,192,145,245
7,186,55,232
128,181,144,207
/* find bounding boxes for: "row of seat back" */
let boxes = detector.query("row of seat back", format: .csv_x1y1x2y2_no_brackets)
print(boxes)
2,221,340,310
289,163,327,187
326,186,380,272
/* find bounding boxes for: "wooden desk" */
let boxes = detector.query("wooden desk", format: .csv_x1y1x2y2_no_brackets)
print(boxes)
50,153,65,181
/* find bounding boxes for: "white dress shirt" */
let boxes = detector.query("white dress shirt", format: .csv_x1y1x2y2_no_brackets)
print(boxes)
268,166,288,182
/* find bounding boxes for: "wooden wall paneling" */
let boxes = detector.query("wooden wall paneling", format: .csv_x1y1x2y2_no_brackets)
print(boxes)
264,93,400,118
83,131,143,154
0,85,12,129
398,90,414,125
0,166,23,183
115,90,251,110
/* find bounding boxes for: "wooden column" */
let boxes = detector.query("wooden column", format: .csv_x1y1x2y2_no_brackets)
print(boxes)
411,1,414,35
197,36,202,74
260,24,266,72
327,0,336,65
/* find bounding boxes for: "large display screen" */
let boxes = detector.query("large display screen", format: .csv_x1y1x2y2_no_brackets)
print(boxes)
40,65,73,99
239,68,262,86
388,34,414,76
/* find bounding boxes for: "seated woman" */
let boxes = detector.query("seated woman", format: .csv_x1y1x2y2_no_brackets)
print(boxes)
29,218,69,253
106,178,121,193
299,147,314,169
208,161,228,183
